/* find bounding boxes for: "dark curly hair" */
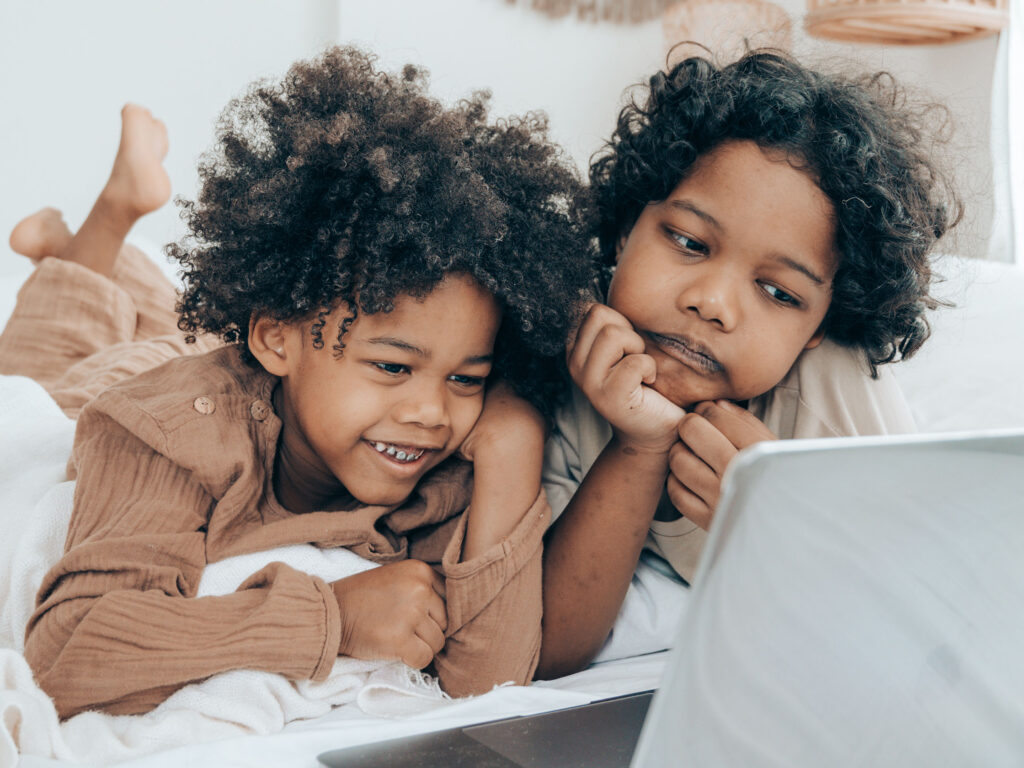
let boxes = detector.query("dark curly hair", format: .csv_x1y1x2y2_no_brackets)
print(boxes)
169,46,594,420
587,49,962,374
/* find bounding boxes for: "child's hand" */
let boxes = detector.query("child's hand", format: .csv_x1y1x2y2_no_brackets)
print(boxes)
457,380,546,465
331,559,447,669
667,400,777,530
569,303,685,454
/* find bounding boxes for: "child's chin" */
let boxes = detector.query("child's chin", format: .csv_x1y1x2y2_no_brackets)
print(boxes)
349,482,416,509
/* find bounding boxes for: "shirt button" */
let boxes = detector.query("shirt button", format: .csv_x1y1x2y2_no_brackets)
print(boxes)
193,396,216,415
250,400,272,421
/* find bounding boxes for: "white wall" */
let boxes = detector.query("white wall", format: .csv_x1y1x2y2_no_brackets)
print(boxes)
0,0,1003,282
780,1,1000,260
0,0,338,281
334,0,664,178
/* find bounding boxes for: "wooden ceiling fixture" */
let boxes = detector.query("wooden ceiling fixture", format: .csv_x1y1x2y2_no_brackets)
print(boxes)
804,0,1010,45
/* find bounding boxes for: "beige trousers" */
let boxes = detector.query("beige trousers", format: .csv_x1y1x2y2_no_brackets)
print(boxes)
0,246,218,418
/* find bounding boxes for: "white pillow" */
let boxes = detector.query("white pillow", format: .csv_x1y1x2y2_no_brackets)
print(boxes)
893,256,1024,432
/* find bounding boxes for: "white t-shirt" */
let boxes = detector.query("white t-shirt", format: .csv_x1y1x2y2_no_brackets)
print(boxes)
542,339,916,583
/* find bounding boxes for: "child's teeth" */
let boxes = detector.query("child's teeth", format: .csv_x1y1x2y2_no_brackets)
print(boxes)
371,441,424,462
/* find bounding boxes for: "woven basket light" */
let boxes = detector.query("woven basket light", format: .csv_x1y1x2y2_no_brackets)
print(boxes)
663,0,793,65
805,0,1009,45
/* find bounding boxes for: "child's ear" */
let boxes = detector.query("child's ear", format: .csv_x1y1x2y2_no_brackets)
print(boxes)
249,315,292,377
804,324,827,351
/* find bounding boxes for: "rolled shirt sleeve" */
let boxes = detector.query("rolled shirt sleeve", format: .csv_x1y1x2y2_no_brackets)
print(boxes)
412,491,550,697
25,400,340,718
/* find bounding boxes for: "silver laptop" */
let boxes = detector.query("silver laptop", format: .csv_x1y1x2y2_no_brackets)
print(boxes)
320,429,1024,768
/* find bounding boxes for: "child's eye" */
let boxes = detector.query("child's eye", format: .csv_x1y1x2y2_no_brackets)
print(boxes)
372,362,409,376
448,374,486,389
762,283,800,306
669,230,709,255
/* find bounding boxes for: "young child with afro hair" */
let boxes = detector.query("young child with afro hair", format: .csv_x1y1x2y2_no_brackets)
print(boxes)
0,46,593,718
538,50,962,677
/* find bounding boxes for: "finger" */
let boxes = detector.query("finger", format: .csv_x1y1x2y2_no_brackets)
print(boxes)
605,352,659,396
415,616,447,655
567,303,609,366
427,572,448,633
667,474,714,530
694,400,778,448
570,303,634,358
569,305,641,378
576,325,647,394
676,412,738,476
566,299,598,358
668,442,720,508
401,637,435,670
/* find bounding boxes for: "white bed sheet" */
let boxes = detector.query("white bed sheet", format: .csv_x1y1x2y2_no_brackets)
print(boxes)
90,653,669,768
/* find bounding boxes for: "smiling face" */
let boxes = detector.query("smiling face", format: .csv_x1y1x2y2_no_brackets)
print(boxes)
254,274,501,511
607,140,838,410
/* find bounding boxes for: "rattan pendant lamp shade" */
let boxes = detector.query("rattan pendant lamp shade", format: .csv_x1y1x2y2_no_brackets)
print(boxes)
805,0,1010,45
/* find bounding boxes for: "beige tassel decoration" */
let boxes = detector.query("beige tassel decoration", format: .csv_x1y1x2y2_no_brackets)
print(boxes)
505,0,676,24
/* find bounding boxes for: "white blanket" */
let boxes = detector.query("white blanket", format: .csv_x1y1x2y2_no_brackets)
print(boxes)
0,374,688,766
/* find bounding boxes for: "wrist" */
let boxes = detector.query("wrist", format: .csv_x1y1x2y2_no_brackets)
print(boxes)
331,580,354,657
609,431,676,458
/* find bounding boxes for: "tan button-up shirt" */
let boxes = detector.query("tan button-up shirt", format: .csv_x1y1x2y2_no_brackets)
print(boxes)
25,346,547,718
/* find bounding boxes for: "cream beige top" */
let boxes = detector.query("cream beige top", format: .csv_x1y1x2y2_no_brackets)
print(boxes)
542,339,916,583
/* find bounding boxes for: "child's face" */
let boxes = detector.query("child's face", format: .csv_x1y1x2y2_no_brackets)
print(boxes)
270,275,501,509
608,140,837,409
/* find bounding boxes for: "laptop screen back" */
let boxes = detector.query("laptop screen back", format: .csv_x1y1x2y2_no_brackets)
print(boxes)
633,430,1024,767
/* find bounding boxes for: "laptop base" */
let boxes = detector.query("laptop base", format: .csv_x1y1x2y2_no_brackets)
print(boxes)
317,690,653,768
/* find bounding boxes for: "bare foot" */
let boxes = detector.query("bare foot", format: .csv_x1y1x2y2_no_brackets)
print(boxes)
97,104,172,227
9,207,73,261
53,104,171,276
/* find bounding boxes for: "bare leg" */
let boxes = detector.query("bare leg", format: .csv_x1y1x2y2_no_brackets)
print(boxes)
8,104,171,276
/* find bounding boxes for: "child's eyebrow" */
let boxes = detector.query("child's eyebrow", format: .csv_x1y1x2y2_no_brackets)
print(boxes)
667,199,721,231
365,337,493,365
367,337,428,356
769,254,828,286
668,199,828,286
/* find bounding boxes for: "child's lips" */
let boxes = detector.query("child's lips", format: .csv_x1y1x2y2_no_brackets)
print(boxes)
645,331,724,374
365,440,438,466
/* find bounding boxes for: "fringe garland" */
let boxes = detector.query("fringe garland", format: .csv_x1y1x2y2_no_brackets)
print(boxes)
505,0,677,24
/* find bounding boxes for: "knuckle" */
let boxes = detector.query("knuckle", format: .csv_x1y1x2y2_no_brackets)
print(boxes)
677,412,703,438
669,452,690,477
588,303,615,322
426,631,444,654
666,480,689,511
406,647,433,670
695,400,717,418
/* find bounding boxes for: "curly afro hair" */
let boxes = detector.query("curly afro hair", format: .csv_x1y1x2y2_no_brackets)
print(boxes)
586,50,962,375
169,46,594,420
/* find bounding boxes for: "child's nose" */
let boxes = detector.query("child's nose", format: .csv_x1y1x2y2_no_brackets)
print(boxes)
676,269,739,331
394,382,449,429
